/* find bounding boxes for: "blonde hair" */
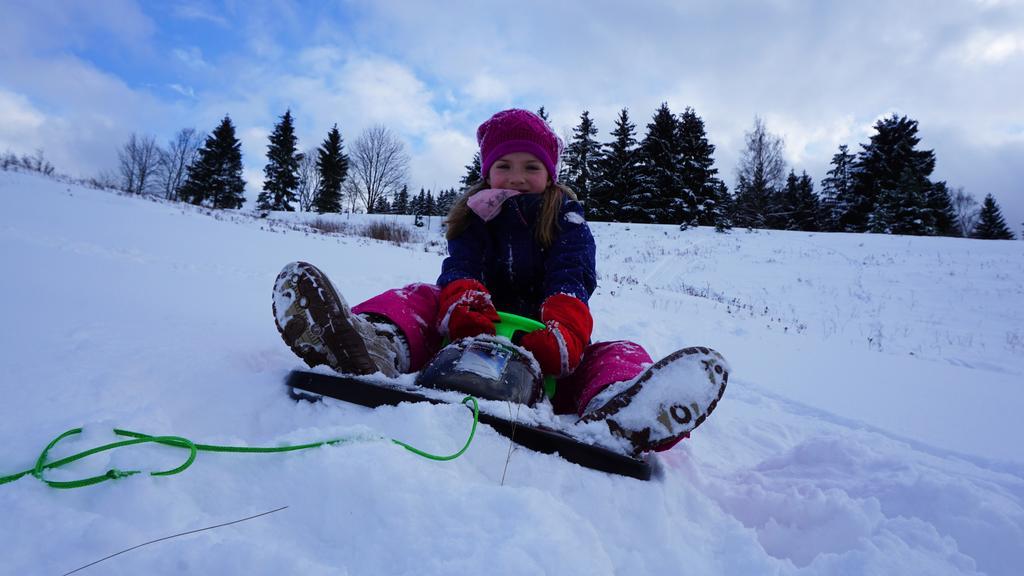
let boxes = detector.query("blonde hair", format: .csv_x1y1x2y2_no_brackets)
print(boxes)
445,181,578,249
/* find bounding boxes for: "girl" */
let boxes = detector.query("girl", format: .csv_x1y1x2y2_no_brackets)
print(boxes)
273,109,728,455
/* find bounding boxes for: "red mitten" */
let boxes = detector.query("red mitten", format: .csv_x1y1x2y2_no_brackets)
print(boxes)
440,279,500,341
519,294,593,377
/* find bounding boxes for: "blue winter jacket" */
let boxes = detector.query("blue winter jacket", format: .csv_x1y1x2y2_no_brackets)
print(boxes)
437,193,597,320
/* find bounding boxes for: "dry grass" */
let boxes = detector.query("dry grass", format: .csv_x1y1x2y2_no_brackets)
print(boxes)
361,220,414,245
303,217,414,246
308,218,353,235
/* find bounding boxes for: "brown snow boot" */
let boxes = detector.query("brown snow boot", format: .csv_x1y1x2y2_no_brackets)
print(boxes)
272,261,408,377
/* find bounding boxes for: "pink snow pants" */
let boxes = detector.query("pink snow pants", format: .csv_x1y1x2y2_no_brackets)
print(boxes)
353,284,653,416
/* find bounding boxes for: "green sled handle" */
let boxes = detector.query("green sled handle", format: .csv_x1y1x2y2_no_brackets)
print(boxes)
494,311,558,399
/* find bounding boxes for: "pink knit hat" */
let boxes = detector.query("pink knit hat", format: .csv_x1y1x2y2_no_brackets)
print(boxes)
477,109,562,182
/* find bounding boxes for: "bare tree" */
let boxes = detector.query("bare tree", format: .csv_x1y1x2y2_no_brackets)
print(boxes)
118,133,162,195
86,169,120,190
158,128,204,200
950,186,980,237
295,149,322,211
733,116,787,228
1,149,55,175
344,124,409,213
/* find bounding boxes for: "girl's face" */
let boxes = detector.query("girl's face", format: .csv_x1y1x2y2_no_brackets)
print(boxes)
487,152,550,194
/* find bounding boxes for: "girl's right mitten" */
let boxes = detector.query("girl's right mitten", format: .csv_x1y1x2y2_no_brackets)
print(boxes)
439,279,500,341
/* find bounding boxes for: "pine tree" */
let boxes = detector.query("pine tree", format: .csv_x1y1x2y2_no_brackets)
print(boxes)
179,115,246,209
820,144,856,231
412,188,427,215
733,117,786,229
927,181,957,236
536,107,550,123
707,180,734,232
392,184,410,214
782,171,821,231
424,190,437,215
591,108,639,221
461,152,482,188
634,103,684,224
562,111,602,209
257,110,300,211
312,124,348,214
436,188,457,215
971,194,1015,239
677,107,726,229
778,171,800,230
868,166,933,235
847,115,937,234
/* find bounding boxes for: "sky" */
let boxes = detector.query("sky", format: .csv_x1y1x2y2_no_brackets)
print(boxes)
2,0,1022,230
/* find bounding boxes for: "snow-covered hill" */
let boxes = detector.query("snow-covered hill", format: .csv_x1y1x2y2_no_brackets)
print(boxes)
1,170,1022,575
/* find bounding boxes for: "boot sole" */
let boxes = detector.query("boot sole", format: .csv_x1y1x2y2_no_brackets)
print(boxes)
273,262,376,375
579,346,729,454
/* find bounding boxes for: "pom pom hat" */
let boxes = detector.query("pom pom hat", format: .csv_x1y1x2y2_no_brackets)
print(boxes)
477,109,562,183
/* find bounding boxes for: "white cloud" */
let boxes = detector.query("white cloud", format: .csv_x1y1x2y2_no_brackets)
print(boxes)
959,29,1024,64
409,129,477,192
763,113,858,166
168,84,196,98
172,2,230,27
173,47,209,70
0,89,46,136
341,58,441,134
464,72,511,104
0,52,182,176
973,0,1023,7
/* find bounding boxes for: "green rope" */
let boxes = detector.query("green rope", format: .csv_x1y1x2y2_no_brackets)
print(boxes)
1,396,479,489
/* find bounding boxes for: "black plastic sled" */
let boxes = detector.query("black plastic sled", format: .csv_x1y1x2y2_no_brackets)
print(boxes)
285,370,652,481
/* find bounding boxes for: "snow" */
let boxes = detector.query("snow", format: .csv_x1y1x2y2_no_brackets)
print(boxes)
2,170,1023,575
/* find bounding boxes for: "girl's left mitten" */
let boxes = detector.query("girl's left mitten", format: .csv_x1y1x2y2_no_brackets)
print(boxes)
519,294,593,377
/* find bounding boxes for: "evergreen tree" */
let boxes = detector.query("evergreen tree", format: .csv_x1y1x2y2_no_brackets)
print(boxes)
562,111,602,209
312,124,348,214
257,110,300,211
424,190,437,215
436,188,457,215
536,107,550,123
677,107,726,228
779,170,821,231
795,172,822,232
460,152,482,188
392,184,410,214
179,115,246,209
868,165,934,235
634,103,685,224
847,115,937,234
971,194,1015,239
927,181,958,236
591,108,639,221
707,180,734,232
412,188,427,215
376,197,391,214
778,171,801,230
733,117,786,229
820,144,856,231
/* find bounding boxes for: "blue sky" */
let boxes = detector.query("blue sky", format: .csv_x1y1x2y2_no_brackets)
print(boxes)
2,0,1022,228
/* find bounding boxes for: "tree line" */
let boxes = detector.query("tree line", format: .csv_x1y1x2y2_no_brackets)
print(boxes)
108,105,1016,240
114,111,418,215
548,104,1016,240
